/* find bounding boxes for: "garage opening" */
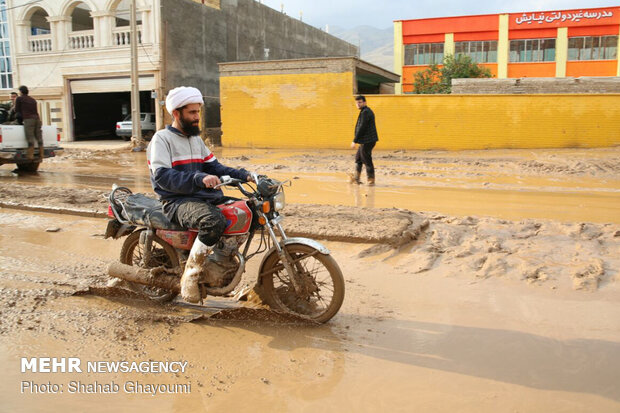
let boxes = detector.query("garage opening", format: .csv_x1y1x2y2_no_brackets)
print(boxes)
72,91,153,140
70,76,156,141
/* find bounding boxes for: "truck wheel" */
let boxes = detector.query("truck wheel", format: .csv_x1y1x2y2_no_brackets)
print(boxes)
16,161,40,173
121,136,131,141
142,130,154,140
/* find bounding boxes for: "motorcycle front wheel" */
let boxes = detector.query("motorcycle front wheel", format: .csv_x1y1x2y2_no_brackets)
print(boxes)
119,230,180,302
259,244,345,323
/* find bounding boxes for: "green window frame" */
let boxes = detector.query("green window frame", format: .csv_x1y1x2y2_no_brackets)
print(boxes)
404,42,445,65
509,38,556,63
568,36,618,61
454,40,498,63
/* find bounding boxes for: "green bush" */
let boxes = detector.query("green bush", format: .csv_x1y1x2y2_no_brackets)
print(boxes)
413,54,492,94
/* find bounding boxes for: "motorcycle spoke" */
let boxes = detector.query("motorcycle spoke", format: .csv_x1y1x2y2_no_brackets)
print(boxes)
266,247,340,319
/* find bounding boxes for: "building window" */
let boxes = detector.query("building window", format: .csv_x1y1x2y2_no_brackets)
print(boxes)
568,36,618,61
30,8,51,35
71,2,94,31
404,43,444,65
509,38,556,62
0,0,12,89
455,41,498,63
114,0,142,27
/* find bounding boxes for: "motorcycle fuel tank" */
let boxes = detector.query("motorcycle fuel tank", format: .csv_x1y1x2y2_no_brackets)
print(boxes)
217,201,253,234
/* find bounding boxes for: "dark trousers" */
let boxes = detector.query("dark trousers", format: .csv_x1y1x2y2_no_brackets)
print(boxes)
173,200,227,246
23,118,42,148
355,141,376,179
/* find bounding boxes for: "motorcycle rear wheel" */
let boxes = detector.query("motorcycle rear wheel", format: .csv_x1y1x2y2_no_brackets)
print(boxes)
259,244,345,323
119,230,180,302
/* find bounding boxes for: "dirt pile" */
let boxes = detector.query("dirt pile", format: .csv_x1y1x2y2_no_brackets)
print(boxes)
283,204,428,244
0,183,108,216
0,183,430,244
374,214,620,291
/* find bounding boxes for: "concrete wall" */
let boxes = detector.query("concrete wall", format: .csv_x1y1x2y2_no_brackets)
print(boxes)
452,77,620,94
161,0,357,122
220,71,620,149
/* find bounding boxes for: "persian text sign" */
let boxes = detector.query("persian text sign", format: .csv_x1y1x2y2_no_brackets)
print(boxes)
510,8,619,29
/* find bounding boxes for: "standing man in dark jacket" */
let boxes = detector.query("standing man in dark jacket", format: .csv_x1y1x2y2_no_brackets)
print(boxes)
15,86,42,161
350,95,378,185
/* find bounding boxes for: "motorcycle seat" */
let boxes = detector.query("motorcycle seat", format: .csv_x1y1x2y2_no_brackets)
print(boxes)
120,193,183,231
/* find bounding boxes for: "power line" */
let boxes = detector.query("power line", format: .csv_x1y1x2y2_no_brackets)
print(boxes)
2,0,43,12
139,40,157,67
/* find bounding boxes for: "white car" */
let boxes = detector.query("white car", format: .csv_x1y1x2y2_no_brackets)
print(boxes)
115,112,156,141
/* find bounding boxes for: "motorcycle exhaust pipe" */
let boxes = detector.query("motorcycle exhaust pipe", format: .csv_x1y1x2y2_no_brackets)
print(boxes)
107,262,180,293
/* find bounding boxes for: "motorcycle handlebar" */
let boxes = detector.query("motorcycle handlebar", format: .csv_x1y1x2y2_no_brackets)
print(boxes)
214,175,255,198
213,175,242,189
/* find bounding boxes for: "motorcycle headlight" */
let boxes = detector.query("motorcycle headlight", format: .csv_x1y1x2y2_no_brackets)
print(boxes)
273,191,285,211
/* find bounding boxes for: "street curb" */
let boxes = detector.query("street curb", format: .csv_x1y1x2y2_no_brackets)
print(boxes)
0,201,422,245
0,202,107,219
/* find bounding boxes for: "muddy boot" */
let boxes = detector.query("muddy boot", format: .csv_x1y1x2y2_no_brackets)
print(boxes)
26,146,34,160
180,238,212,303
348,170,361,184
38,144,44,162
367,169,375,186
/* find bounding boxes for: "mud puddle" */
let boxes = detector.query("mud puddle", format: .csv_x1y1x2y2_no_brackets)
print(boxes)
1,146,618,223
2,142,620,411
1,207,620,411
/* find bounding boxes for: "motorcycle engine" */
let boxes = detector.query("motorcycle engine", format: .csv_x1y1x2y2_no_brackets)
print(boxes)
203,235,245,287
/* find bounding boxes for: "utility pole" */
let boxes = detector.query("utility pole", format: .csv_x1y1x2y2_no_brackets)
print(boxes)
130,0,143,149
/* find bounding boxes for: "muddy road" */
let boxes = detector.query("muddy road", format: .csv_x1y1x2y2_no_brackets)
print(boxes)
1,145,618,223
0,145,619,412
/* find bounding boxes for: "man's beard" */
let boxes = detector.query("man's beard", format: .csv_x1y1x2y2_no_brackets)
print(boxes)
179,115,201,136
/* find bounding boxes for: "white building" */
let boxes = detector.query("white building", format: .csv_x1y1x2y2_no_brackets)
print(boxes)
3,0,356,141
5,0,160,140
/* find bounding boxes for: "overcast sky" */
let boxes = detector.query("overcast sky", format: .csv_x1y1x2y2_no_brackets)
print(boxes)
260,1,618,30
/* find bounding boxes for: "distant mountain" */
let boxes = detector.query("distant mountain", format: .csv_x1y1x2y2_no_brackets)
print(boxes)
329,25,394,72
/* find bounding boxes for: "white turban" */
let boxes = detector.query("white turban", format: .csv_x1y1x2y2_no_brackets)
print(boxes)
165,86,204,115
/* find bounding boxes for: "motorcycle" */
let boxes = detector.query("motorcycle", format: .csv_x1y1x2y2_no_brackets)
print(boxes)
104,174,345,323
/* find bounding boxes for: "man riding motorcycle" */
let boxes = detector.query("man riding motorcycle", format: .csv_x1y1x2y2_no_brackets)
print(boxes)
146,86,252,303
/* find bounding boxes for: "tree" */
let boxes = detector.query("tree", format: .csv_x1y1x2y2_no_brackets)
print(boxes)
412,54,492,94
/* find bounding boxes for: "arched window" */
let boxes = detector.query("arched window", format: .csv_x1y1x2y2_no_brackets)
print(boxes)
114,0,141,27
71,2,93,31
30,7,50,35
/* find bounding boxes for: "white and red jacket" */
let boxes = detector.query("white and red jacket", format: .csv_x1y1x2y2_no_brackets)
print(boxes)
147,126,249,215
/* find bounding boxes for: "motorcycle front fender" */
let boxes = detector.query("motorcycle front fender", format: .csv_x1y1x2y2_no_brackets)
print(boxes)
257,237,330,283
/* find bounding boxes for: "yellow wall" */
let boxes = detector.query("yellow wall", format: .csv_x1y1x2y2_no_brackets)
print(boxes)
220,72,356,148
366,95,620,150
220,73,620,150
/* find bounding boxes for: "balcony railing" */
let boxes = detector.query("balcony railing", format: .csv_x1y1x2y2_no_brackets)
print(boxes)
25,27,146,53
68,30,95,49
28,34,52,52
113,27,142,46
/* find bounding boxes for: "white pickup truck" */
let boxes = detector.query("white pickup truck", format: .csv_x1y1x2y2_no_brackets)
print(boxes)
0,125,61,172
